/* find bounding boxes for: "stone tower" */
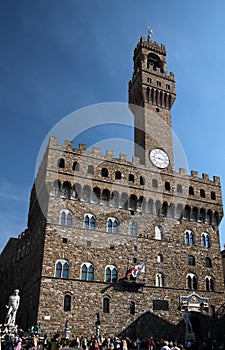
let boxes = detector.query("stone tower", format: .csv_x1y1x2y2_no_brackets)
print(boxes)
129,30,176,169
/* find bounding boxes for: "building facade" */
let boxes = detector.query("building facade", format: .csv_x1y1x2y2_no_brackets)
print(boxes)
0,33,224,341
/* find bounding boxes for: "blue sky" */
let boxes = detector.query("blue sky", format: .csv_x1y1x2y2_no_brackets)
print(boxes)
1,1,225,251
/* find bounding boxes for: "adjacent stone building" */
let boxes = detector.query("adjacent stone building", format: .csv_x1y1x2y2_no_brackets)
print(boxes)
0,32,225,341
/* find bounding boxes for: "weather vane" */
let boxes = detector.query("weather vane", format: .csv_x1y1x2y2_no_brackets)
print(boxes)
148,27,153,38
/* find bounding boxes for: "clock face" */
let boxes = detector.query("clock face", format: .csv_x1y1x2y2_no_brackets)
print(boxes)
150,148,170,168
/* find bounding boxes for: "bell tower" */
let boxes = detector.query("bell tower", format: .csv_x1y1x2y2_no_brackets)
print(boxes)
129,29,176,170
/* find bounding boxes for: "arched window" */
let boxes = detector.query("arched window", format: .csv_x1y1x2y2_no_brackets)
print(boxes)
186,273,198,290
84,214,95,230
205,257,212,268
130,222,137,237
82,185,91,202
72,161,80,171
81,263,94,281
60,210,72,227
183,205,191,220
120,192,128,209
165,182,170,191
107,218,118,233
188,255,195,266
61,182,71,199
206,210,213,225
191,207,198,221
129,194,137,211
175,204,183,219
185,230,194,245
206,276,214,291
130,301,135,315
115,171,121,180
199,208,206,223
110,191,119,207
201,233,210,248
58,158,65,168
55,260,69,279
200,189,205,198
87,165,94,174
64,295,71,311
105,265,118,283
92,187,101,204
103,297,110,313
147,53,162,70
71,183,81,200
211,191,216,200
152,179,158,188
155,226,162,240
101,189,110,205
189,186,194,195
128,174,134,183
156,273,164,287
102,168,108,177
52,180,61,196
177,184,182,193
137,196,146,212
140,176,145,186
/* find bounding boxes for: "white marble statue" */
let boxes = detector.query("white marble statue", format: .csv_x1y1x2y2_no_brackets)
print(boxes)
4,289,20,326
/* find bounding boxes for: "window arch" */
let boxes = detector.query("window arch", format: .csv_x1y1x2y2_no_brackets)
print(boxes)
60,210,72,227
128,174,134,183
129,194,137,211
115,170,121,180
81,263,94,281
152,179,158,188
191,207,198,222
84,214,95,230
165,182,170,191
72,161,80,171
61,182,71,199
110,191,119,207
211,191,216,200
189,186,194,195
55,260,69,279
52,180,61,196
183,205,191,220
102,168,108,177
64,294,71,311
120,192,128,209
58,158,65,168
156,273,164,287
155,226,163,240
130,222,137,237
87,165,94,174
105,265,118,283
82,185,91,202
200,189,205,198
185,230,194,245
92,187,100,204
103,297,110,313
177,184,182,193
188,255,195,266
147,53,162,70
101,189,110,205
205,276,214,291
186,273,197,290
201,233,210,248
205,257,212,268
107,218,118,233
140,176,145,186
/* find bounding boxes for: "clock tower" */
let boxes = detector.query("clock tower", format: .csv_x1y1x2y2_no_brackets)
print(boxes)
129,30,176,170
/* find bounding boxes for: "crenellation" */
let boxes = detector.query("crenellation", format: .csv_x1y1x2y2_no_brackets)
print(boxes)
202,173,209,180
64,140,73,149
91,147,101,155
78,143,87,152
119,153,127,161
106,150,114,158
179,168,186,175
132,156,140,166
191,170,198,178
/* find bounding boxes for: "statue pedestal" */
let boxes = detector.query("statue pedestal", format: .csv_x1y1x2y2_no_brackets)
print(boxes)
185,331,196,342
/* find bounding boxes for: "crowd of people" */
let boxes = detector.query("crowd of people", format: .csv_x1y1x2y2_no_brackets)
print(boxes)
1,332,225,350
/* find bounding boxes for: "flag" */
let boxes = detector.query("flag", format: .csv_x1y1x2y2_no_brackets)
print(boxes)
131,263,146,278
